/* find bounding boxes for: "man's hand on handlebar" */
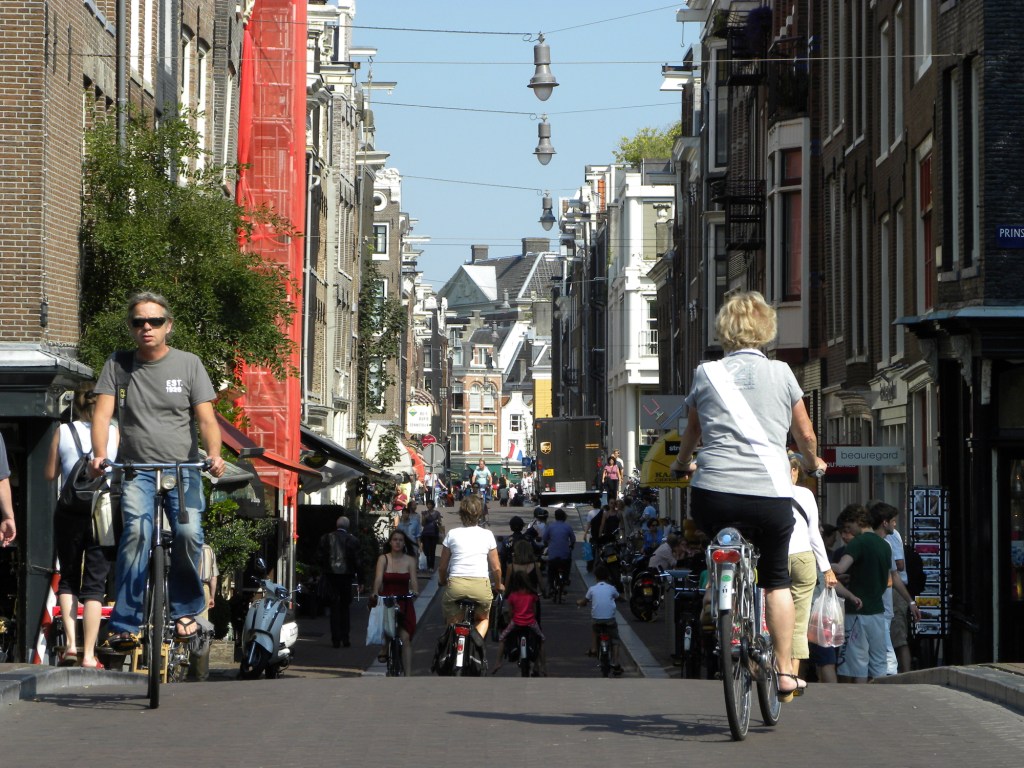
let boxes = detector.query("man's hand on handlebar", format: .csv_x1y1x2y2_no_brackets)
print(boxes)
207,455,226,478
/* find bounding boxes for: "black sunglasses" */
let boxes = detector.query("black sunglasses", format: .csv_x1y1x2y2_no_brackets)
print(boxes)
131,316,168,329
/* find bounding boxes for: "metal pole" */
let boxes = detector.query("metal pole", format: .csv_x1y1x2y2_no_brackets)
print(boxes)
116,0,126,146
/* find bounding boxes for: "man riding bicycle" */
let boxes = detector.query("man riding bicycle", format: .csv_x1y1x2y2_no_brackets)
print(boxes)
90,292,226,651
542,507,576,595
472,459,492,500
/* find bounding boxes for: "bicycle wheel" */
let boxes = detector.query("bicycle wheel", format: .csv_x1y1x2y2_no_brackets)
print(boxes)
756,640,782,726
717,609,751,740
387,636,404,677
146,545,166,709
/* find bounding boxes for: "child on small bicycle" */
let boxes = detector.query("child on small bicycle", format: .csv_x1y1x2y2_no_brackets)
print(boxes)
492,570,546,675
577,563,623,675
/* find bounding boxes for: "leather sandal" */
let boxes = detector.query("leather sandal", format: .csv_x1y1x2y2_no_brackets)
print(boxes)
778,672,807,702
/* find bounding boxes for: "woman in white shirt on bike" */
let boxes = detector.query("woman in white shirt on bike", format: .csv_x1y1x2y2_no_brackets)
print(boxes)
437,495,504,638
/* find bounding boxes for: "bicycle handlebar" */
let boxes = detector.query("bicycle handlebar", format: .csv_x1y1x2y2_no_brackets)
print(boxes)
101,458,214,472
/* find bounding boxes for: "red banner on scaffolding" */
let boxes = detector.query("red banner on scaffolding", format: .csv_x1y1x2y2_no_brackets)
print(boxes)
235,0,307,517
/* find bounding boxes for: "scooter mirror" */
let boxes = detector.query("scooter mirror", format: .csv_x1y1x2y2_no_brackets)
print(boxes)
254,557,268,575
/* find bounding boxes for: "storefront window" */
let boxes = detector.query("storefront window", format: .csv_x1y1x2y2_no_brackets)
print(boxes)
1010,459,1024,602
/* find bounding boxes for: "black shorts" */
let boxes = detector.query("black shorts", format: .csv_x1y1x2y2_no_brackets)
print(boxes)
690,487,794,590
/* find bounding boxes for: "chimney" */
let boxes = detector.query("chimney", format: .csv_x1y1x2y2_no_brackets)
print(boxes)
522,237,551,255
471,244,489,263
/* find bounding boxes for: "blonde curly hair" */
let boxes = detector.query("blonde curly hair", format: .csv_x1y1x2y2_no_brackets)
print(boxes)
715,290,777,352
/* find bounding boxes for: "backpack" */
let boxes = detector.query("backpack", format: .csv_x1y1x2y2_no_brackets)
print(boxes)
57,423,103,517
328,531,351,575
904,542,927,598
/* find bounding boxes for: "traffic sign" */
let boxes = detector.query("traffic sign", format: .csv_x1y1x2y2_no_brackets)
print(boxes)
422,434,437,446
423,443,447,470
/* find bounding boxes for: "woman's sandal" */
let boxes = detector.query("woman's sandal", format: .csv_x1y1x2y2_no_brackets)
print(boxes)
777,673,807,702
80,658,105,670
59,648,78,667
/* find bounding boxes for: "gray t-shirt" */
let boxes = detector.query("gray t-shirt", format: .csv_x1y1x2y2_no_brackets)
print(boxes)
685,350,802,497
0,432,9,480
95,348,216,463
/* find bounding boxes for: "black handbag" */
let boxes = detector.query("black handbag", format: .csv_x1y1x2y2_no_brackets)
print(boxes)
57,424,104,515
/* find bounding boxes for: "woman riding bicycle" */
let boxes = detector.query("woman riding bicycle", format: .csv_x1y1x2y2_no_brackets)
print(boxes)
370,529,419,674
437,495,503,639
671,291,826,702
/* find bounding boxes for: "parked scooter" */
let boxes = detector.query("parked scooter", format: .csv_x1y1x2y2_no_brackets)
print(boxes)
238,558,299,679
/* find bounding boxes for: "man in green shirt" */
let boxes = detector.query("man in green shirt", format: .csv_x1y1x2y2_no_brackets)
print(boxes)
832,505,891,682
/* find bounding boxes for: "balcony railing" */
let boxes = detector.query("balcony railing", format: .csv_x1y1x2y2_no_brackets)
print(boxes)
710,179,766,251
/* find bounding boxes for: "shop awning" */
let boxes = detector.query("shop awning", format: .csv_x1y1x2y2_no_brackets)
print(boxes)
216,414,323,489
299,425,378,492
639,430,691,488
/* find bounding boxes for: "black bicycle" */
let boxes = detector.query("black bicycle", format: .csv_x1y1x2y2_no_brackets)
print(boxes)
103,458,210,708
549,559,571,603
380,593,416,677
433,598,487,676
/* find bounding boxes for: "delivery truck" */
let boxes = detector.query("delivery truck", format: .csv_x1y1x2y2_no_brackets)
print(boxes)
534,416,605,506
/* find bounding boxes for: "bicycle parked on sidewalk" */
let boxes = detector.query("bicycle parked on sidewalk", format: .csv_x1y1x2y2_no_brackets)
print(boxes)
102,457,211,708
380,592,416,677
706,525,781,740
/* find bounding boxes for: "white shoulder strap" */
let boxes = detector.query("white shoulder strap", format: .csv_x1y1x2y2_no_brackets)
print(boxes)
702,359,792,498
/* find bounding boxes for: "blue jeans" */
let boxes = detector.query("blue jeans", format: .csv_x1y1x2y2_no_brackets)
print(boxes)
109,469,206,634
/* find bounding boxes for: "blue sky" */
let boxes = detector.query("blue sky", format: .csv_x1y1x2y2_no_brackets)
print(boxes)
352,1,696,291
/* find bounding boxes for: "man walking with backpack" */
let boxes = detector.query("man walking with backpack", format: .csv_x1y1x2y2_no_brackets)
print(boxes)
318,516,362,648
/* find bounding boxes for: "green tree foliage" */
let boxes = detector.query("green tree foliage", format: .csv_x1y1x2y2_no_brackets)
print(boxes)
612,122,683,166
374,423,404,472
202,498,278,576
78,110,297,386
355,258,407,440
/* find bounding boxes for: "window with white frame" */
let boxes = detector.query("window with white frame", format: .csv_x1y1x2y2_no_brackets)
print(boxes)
450,425,464,453
510,414,524,432
850,191,861,353
859,187,869,356
916,142,934,313
913,0,933,81
196,45,209,169
180,32,193,111
895,203,906,359
894,4,905,141
423,345,433,369
482,383,496,411
482,424,496,452
826,0,835,132
880,213,892,362
469,424,481,453
221,68,235,177
472,345,492,367
143,0,154,85
469,383,482,412
879,22,890,155
130,0,141,74
838,0,846,128
943,67,960,270
452,382,464,411
967,58,980,268
709,46,728,168
778,148,803,301
371,224,388,259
